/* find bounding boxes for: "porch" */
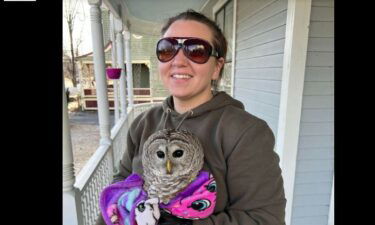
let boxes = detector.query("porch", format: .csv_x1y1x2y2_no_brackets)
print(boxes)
63,1,334,225
81,87,165,110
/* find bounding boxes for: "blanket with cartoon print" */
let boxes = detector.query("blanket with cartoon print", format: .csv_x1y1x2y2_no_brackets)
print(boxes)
99,171,216,225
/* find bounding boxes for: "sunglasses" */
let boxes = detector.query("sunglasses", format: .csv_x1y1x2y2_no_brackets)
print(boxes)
156,37,219,64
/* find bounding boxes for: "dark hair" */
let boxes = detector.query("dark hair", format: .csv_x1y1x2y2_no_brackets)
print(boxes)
161,9,227,91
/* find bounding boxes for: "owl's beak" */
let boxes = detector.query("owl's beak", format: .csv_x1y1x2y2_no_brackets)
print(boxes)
166,159,172,174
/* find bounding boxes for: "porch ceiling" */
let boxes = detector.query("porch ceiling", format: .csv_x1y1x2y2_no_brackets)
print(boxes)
104,0,210,36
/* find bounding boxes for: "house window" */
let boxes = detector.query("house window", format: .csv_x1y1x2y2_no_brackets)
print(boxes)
215,0,234,95
132,64,150,88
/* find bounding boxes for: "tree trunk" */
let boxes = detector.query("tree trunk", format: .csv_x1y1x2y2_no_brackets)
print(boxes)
68,19,77,87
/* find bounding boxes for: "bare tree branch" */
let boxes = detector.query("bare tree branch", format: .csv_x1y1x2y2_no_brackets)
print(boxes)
63,0,86,87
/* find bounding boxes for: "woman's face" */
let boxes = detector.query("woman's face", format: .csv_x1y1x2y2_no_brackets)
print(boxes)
158,20,224,101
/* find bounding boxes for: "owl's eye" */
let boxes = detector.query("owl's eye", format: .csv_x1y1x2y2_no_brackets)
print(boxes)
190,199,211,211
156,151,165,158
172,149,184,158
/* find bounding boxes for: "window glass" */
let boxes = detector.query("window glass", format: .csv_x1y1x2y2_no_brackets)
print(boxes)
219,62,232,94
215,0,234,95
216,9,224,32
224,0,233,62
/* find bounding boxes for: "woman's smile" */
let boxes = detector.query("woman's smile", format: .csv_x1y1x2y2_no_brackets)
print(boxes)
171,74,193,79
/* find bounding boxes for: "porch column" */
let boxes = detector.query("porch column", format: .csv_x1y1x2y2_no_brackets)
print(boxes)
328,177,334,225
63,82,79,225
76,62,84,110
275,0,312,224
109,13,120,123
124,30,134,108
88,0,111,145
114,17,128,117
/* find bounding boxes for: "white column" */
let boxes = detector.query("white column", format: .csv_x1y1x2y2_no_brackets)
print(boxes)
124,30,134,108
275,0,312,224
89,0,111,145
328,177,334,225
109,13,120,123
114,17,128,117
63,81,79,225
77,62,83,89
230,0,237,97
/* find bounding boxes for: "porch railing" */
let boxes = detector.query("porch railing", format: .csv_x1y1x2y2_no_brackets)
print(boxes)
73,102,161,225
81,87,165,110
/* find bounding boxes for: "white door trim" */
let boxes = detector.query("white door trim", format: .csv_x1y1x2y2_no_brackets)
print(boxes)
328,177,334,225
275,0,312,224
230,0,237,97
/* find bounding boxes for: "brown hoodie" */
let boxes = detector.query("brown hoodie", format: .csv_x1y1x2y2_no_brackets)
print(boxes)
113,91,286,225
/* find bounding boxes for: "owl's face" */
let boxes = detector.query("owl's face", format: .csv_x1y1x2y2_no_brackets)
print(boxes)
142,129,204,204
147,140,197,176
142,129,204,177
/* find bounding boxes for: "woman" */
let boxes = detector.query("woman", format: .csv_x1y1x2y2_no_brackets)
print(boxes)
106,10,286,225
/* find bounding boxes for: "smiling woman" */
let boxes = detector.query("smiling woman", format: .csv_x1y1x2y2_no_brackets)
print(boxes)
98,9,286,225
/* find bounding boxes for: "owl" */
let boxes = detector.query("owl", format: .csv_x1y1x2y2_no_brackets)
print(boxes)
142,129,204,205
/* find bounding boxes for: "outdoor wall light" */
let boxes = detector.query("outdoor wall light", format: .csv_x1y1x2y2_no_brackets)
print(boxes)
132,34,143,39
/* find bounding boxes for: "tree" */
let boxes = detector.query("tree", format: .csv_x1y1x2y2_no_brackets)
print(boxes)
63,0,86,87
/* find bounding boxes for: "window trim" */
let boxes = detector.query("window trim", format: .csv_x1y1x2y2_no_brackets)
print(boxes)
213,0,237,96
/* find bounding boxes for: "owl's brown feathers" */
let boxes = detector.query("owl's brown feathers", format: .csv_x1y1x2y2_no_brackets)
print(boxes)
142,129,204,204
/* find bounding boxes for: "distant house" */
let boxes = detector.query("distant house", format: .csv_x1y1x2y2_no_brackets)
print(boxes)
75,8,167,110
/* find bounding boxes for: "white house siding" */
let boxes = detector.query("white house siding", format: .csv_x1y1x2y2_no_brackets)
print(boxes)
291,1,334,225
234,0,288,137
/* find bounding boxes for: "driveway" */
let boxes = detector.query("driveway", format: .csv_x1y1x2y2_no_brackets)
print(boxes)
69,110,115,127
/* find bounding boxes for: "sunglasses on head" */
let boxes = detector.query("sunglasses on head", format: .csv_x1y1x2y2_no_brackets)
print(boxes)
156,37,219,64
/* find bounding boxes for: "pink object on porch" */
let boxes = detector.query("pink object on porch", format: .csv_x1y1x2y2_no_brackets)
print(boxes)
106,68,122,79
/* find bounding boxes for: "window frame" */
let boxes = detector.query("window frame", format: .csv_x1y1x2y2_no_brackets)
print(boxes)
213,0,237,96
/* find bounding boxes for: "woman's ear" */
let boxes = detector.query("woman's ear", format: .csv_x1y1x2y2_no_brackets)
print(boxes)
212,57,225,80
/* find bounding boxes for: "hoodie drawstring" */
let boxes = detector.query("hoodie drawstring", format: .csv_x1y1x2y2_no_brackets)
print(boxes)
163,108,193,130
176,110,193,131
163,108,172,129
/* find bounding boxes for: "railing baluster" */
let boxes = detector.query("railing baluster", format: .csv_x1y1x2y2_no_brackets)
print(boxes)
73,103,160,225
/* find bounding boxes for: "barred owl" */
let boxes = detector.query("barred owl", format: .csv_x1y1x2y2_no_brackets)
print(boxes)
142,129,204,204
